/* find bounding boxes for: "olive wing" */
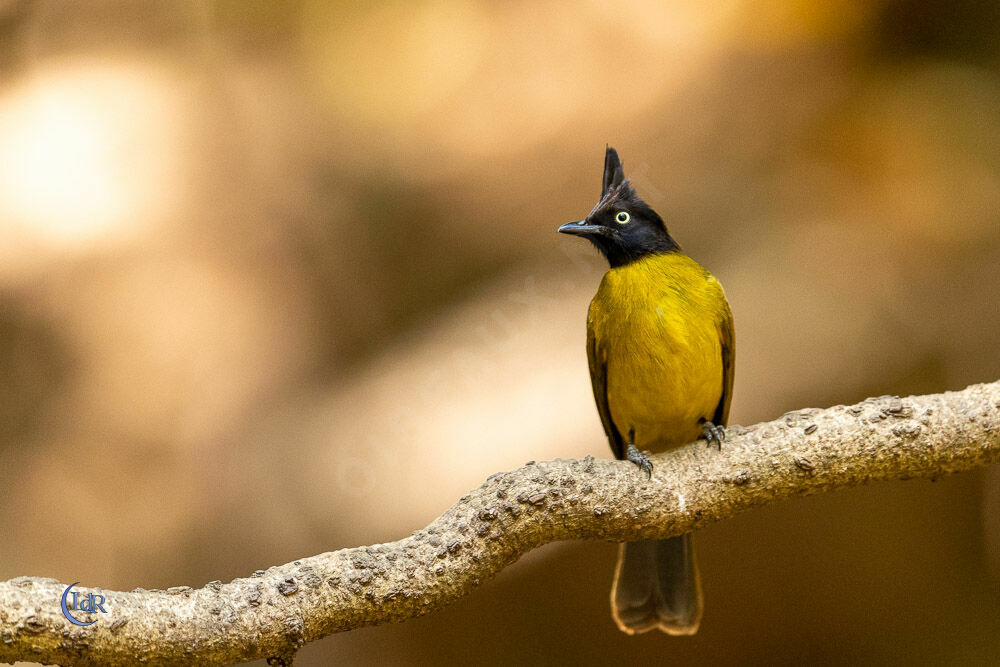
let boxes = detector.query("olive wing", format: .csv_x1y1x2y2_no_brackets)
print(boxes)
587,322,626,460
712,300,736,427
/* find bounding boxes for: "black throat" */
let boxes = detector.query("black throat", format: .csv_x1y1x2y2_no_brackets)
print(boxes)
588,233,680,269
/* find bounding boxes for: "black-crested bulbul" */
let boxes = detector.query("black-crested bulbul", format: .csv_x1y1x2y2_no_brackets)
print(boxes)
558,147,734,635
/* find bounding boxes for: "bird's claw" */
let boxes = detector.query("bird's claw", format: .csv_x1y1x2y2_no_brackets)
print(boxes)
701,421,725,450
626,443,653,479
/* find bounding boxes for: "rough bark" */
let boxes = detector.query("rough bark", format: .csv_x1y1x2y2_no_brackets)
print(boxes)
2,381,999,666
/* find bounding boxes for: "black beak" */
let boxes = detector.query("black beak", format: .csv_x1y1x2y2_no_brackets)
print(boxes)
558,220,607,236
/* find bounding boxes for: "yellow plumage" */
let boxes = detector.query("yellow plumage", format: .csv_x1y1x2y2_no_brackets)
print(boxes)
561,146,735,636
587,251,733,453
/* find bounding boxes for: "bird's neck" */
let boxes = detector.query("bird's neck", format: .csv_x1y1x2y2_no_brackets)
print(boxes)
601,244,681,269
602,251,707,294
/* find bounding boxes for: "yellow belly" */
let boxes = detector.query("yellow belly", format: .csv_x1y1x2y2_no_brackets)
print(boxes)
589,253,726,452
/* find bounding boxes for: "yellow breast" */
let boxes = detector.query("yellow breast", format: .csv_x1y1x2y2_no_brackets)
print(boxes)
588,252,727,451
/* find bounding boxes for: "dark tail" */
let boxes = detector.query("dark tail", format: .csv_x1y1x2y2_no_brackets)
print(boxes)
611,535,703,635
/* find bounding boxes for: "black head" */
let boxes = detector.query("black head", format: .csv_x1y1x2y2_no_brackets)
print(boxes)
558,147,678,268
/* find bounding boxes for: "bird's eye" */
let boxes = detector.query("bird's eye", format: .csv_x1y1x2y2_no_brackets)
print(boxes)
615,211,630,224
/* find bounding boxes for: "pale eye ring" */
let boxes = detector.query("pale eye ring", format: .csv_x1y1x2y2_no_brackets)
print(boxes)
615,211,630,224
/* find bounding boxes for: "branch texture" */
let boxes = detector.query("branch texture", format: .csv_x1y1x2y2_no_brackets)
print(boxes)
3,381,1000,665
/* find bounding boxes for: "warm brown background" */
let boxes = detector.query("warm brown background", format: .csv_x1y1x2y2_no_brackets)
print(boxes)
2,1,999,665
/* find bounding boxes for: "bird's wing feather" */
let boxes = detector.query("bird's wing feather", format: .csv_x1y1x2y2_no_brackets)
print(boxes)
587,322,626,459
712,301,735,427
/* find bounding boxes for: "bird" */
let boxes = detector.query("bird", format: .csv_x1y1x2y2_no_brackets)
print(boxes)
557,147,734,635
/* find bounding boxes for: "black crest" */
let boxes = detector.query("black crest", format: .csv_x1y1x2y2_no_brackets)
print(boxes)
602,146,625,198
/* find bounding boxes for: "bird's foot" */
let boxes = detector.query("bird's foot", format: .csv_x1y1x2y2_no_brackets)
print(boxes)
700,421,725,450
626,443,652,479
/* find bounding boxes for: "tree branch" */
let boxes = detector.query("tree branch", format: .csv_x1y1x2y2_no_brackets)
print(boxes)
3,381,1000,665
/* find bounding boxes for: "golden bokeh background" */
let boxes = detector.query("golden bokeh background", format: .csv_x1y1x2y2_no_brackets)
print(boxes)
2,1,1000,664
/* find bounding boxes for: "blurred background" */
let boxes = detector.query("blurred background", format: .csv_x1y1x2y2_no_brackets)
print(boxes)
2,0,1000,664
